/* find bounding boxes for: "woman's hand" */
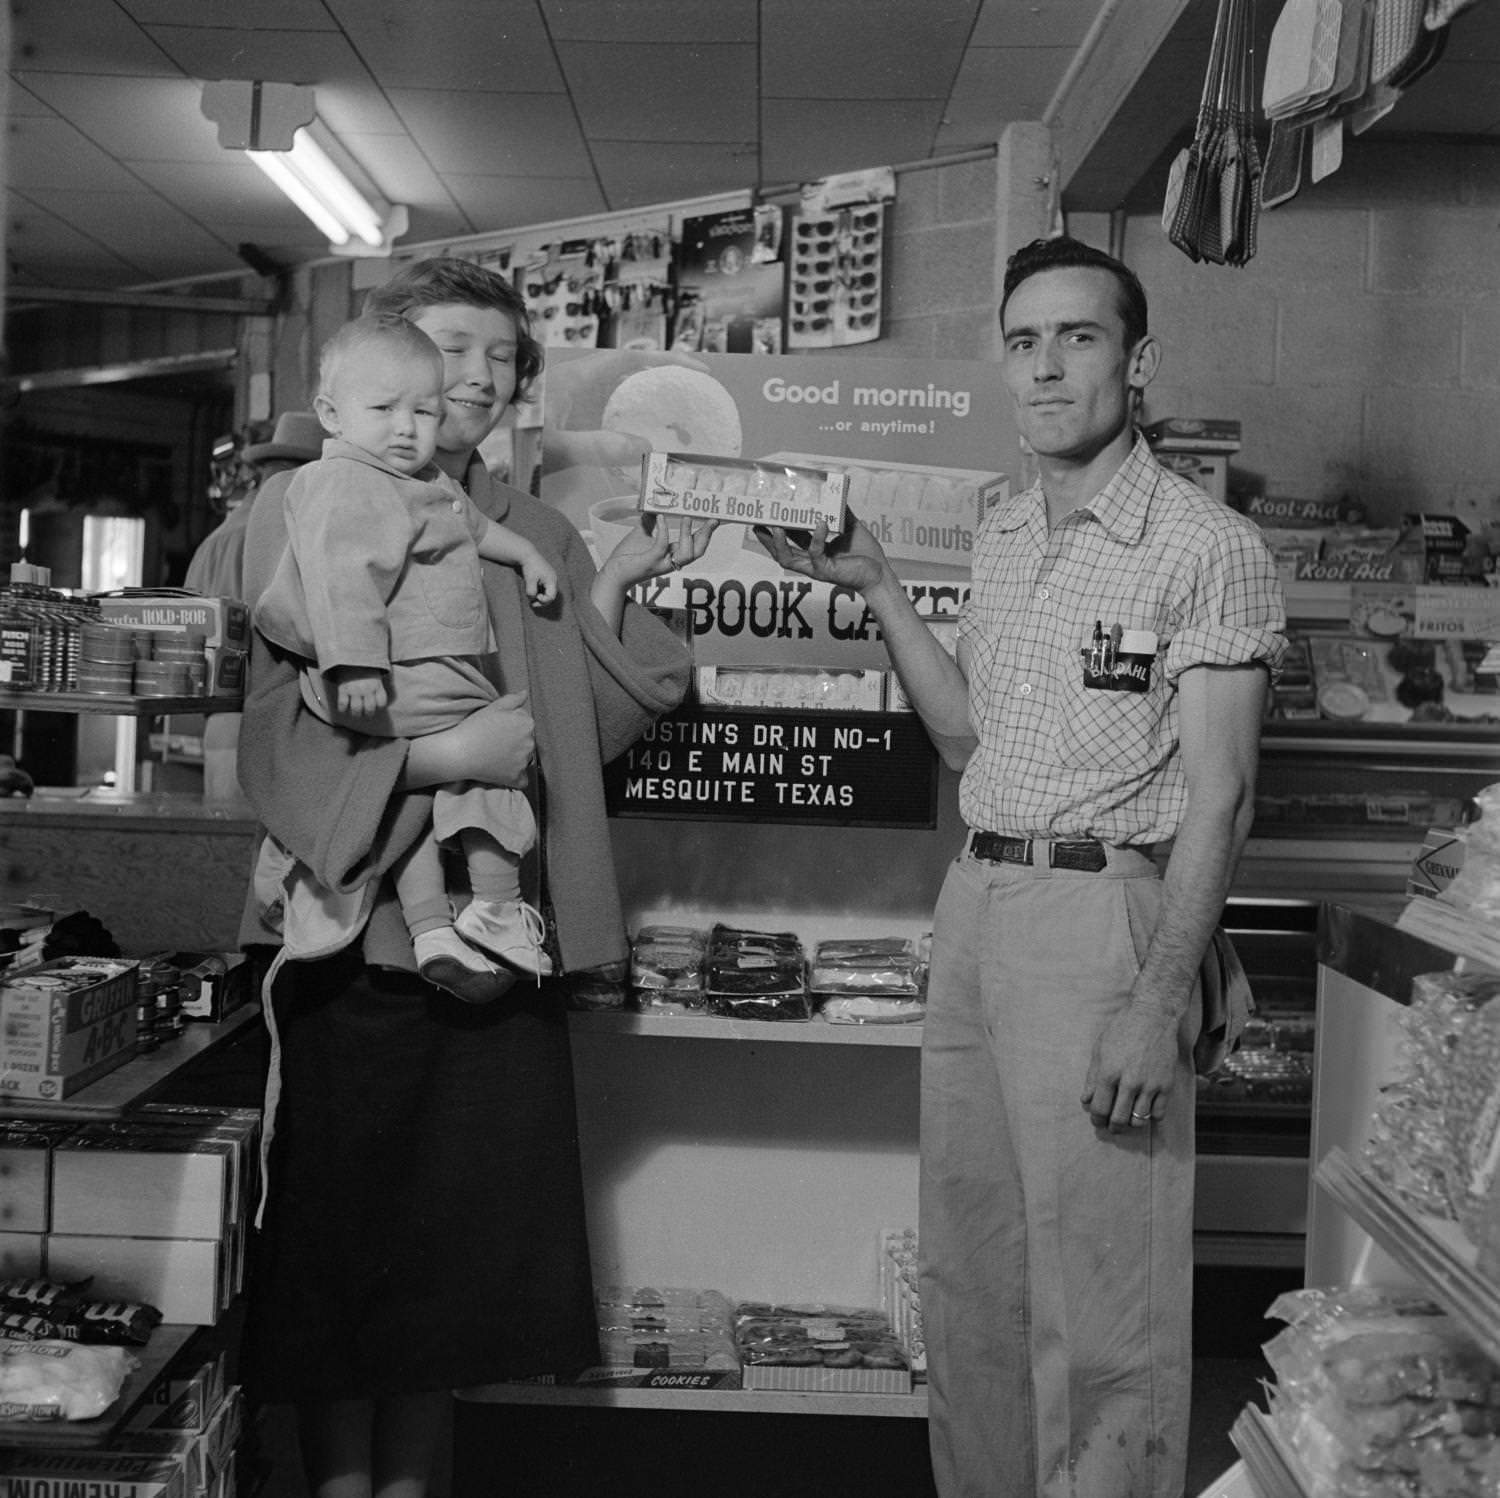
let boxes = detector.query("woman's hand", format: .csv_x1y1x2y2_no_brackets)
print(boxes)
590,514,718,634
601,513,718,589
400,691,535,790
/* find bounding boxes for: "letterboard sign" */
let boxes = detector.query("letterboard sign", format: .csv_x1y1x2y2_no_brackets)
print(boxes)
605,706,938,828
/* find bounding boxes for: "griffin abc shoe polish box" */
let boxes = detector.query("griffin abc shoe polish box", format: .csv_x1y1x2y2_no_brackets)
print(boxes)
0,957,139,1100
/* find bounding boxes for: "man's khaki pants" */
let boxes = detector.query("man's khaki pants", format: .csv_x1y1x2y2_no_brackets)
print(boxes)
919,843,1197,1498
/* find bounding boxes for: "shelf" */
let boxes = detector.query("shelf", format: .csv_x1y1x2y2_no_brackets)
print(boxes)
1314,1147,1500,1366
569,1009,923,1046
0,1003,260,1122
1229,1406,1309,1498
0,1323,196,1449
0,689,241,715
457,1380,928,1418
1260,720,1500,760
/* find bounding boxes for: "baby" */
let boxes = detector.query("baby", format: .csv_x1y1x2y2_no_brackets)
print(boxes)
254,314,555,1000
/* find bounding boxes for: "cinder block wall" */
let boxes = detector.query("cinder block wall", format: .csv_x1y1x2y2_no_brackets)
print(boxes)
880,155,1001,364
1111,141,1500,533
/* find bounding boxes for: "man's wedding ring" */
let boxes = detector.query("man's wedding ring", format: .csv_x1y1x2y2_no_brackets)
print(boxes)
1131,1110,1149,1121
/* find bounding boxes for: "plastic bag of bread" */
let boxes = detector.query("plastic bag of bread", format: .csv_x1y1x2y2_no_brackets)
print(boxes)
1445,782,1500,923
1439,972,1500,1241
1361,969,1500,1221
1262,1286,1500,1491
630,925,707,1012
0,1339,137,1420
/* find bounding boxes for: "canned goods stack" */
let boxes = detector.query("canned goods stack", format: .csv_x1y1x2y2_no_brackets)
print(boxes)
0,584,97,691
76,620,139,695
135,957,187,1054
137,630,208,697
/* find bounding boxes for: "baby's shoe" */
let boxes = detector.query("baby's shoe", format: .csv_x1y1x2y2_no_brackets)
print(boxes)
455,898,554,979
414,925,515,1004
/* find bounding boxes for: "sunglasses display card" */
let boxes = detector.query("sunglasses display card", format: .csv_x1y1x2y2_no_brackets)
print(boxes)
787,203,885,349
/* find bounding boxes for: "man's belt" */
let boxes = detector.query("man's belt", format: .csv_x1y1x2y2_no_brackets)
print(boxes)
967,833,1112,873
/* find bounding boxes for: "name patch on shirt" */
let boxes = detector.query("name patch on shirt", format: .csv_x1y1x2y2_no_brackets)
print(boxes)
1080,622,1158,693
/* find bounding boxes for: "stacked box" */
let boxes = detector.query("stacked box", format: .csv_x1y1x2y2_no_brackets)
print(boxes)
93,593,249,699
0,1453,186,1498
120,1349,243,1498
45,1107,260,1326
588,1285,741,1387
878,1227,926,1381
0,958,140,1101
759,450,1008,568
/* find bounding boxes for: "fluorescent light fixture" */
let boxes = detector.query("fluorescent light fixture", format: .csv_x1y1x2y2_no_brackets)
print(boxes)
247,126,387,249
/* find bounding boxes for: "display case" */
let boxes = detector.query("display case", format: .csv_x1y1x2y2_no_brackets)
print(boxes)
1226,902,1499,1495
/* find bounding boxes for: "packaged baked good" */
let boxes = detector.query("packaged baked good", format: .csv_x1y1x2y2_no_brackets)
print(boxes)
705,924,810,1021
640,451,849,535
732,1301,909,1370
1262,1286,1500,1489
566,961,628,1012
630,925,708,1012
594,1286,740,1372
1362,967,1500,1221
809,936,926,1024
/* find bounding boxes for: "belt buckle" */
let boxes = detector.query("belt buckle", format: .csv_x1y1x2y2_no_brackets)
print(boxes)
999,838,1031,866
1051,840,1108,873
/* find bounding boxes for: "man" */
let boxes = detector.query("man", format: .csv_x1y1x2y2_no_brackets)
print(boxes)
185,411,323,799
185,410,324,603
759,236,1284,1498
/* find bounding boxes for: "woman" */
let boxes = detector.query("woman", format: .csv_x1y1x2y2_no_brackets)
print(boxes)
236,257,715,1498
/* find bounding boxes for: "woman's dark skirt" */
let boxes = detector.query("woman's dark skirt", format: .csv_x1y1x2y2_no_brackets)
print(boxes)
243,948,599,1402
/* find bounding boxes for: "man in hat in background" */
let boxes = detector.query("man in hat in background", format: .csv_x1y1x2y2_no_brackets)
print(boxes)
185,410,324,603
186,411,323,799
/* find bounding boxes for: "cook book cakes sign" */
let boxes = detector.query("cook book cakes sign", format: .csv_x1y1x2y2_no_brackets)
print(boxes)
604,706,938,828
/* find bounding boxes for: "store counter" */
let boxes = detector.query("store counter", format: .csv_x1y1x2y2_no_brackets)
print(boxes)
0,791,257,953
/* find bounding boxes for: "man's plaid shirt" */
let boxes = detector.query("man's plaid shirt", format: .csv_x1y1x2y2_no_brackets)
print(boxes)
955,434,1286,847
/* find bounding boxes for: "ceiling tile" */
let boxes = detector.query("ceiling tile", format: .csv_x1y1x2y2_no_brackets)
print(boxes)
300,82,408,137
440,174,609,231
12,0,181,76
760,99,947,184
141,25,372,87
559,42,756,141
590,139,761,207
335,133,459,214
20,188,239,274
943,45,1075,132
388,89,594,177
761,0,976,98
7,116,144,193
970,0,1103,48
7,200,148,287
326,0,565,92
16,75,225,163
3,80,58,118
119,0,334,28
127,157,315,232
540,0,757,43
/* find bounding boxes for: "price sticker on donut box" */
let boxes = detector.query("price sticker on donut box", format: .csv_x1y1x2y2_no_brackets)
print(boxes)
639,452,849,534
